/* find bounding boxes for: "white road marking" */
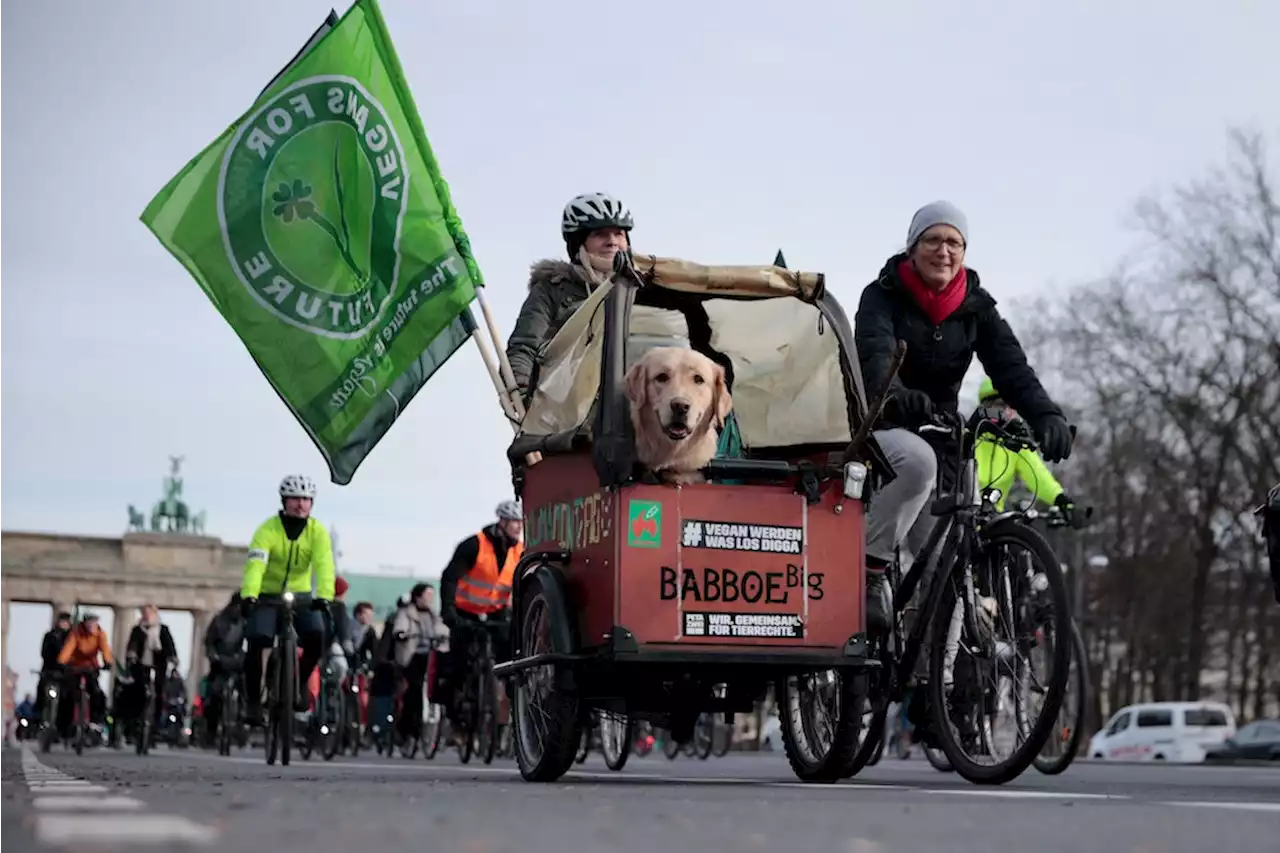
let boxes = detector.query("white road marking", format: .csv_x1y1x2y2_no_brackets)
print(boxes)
919,788,1128,800
19,745,217,846
1164,800,1280,813
36,814,217,845
33,795,146,810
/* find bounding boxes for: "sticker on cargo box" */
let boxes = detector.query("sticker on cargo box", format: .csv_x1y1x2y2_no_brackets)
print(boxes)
682,611,804,639
627,500,663,548
680,520,803,554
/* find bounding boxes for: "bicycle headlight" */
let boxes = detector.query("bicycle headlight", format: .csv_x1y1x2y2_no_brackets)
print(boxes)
282,591,295,603
47,688,57,698
843,461,868,500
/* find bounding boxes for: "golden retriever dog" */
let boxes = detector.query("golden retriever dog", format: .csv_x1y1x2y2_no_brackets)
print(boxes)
624,346,733,484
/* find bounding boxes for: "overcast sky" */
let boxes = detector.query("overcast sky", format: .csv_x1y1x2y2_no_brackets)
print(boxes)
3,1,1278,579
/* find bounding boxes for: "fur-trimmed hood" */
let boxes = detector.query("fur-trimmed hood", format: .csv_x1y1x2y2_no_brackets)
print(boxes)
526,258,590,292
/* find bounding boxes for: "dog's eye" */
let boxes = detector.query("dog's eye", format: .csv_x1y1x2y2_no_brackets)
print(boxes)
692,374,705,385
654,372,670,383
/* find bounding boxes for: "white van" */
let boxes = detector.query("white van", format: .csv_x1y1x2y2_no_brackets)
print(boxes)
1088,701,1237,763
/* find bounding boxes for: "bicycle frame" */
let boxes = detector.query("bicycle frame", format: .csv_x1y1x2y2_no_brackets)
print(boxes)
879,413,988,704
263,591,300,766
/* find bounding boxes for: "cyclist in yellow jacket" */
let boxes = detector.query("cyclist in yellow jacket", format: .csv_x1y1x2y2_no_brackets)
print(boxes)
239,474,336,721
974,377,1077,517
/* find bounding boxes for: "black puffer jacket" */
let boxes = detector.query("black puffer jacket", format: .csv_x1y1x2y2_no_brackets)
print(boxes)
504,260,602,398
855,253,1062,429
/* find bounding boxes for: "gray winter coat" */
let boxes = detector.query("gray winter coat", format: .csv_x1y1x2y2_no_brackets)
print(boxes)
504,259,602,398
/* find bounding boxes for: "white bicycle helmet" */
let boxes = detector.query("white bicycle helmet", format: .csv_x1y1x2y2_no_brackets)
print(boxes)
561,192,634,237
279,474,317,499
495,499,523,521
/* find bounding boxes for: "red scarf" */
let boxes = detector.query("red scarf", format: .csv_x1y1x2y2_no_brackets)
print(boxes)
897,259,968,325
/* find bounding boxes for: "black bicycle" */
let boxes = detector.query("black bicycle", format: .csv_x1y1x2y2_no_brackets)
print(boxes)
1023,504,1092,776
455,614,506,765
261,592,301,766
301,614,345,762
845,412,1074,785
393,637,446,760
215,669,247,756
36,669,60,754
343,661,368,757
135,663,156,756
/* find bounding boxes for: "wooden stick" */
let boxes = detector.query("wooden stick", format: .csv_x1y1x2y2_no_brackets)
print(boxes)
474,287,526,421
470,330,521,428
468,322,542,465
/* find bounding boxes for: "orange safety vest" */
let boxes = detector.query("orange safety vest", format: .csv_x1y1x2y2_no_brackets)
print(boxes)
455,530,523,616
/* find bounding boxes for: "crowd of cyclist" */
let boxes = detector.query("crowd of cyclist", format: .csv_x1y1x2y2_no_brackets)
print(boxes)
18,193,1280,759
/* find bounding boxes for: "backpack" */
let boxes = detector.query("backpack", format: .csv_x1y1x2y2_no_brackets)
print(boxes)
374,612,398,663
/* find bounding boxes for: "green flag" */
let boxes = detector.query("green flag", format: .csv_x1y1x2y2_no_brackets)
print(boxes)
141,0,480,485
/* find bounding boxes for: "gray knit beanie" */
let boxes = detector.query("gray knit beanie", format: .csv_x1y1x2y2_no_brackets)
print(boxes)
906,201,968,249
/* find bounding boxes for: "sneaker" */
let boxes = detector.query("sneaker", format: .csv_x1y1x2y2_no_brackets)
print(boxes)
866,569,892,636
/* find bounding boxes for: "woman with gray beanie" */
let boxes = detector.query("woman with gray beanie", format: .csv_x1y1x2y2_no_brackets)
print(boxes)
853,200,1073,639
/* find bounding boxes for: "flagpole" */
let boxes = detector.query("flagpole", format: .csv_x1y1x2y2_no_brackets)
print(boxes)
473,287,525,419
467,315,542,465
470,329,521,428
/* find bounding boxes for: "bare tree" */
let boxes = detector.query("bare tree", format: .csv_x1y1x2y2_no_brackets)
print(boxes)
1022,128,1280,724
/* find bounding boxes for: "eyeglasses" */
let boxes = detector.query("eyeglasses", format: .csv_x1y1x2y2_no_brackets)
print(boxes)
919,235,965,253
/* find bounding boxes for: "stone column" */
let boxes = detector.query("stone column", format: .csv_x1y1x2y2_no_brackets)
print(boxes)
188,610,211,700
111,607,135,695
1,599,10,698
0,596,9,742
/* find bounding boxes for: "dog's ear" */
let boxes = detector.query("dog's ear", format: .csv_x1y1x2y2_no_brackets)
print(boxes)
713,364,733,426
624,359,648,407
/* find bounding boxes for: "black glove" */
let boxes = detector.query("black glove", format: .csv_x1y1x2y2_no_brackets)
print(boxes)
311,598,331,613
887,389,934,427
240,597,257,619
1033,414,1073,462
440,605,458,630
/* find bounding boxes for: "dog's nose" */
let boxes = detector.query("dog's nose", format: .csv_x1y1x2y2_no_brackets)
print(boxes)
669,400,690,418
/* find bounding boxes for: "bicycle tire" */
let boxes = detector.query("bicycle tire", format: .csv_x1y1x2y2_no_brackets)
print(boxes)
220,687,238,756
927,520,1071,785
265,652,280,765
695,715,714,760
137,682,153,757
424,705,443,760
346,688,362,757
322,681,343,761
601,714,633,772
279,630,295,767
1033,619,1088,776
458,666,477,764
845,673,889,776
479,672,497,765
75,686,88,756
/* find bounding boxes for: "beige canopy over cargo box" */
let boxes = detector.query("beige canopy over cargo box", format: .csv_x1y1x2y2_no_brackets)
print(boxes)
516,252,874,455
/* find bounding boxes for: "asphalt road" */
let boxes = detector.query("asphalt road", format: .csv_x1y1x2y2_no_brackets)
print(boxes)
4,743,1278,853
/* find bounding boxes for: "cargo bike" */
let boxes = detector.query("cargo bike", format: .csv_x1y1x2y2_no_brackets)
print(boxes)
493,251,1069,785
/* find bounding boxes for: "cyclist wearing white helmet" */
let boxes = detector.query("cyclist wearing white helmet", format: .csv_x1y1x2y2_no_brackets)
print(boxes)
238,474,336,722
505,192,634,404
435,499,525,730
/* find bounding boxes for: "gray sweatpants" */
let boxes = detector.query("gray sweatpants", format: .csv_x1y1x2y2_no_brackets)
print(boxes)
865,428,939,565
